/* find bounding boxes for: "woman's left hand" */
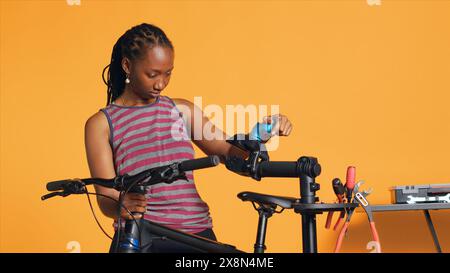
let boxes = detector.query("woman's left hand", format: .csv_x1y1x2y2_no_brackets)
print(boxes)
263,114,293,137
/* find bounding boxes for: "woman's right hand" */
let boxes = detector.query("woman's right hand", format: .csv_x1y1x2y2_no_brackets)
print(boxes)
120,193,147,220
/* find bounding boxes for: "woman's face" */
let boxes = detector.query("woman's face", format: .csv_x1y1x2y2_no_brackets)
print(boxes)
125,45,174,99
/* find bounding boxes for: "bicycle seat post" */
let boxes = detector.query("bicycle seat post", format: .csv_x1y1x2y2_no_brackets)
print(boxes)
254,205,275,253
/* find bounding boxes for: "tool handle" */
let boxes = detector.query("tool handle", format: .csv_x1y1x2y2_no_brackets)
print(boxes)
332,178,345,196
345,166,356,190
370,222,382,253
370,222,380,244
333,211,345,231
334,221,349,253
325,211,334,229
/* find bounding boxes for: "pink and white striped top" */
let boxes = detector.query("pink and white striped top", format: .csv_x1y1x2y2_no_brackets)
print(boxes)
100,95,213,233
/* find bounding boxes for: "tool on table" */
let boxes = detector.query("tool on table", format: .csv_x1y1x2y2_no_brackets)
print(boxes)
333,167,357,252
391,184,450,204
333,203,356,252
332,167,356,231
334,178,381,253
345,166,356,201
406,193,450,204
354,181,381,253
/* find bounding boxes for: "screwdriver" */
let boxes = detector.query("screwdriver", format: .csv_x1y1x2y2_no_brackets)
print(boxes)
345,166,356,202
330,178,346,230
333,178,345,202
333,167,356,231
325,178,346,229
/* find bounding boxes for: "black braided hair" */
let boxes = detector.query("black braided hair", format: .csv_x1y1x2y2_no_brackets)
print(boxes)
102,23,174,106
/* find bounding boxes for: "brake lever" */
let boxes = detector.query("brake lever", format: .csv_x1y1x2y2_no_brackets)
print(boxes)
144,164,186,186
225,156,251,177
41,191,71,201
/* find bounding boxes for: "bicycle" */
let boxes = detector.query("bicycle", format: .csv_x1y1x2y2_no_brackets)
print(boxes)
43,135,362,253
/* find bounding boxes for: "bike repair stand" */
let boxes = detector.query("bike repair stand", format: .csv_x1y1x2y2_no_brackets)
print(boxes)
296,156,322,253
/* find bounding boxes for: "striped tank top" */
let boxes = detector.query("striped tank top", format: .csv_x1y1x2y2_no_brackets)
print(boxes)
100,95,213,234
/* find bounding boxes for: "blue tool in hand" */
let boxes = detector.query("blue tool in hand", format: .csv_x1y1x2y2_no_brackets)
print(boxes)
249,117,279,142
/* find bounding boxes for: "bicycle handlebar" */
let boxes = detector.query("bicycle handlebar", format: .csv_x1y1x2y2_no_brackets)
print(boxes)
226,154,321,180
43,155,220,199
46,178,113,192
257,161,300,178
178,155,220,172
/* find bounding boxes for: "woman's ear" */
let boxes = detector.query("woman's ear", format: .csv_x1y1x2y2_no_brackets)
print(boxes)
121,57,131,75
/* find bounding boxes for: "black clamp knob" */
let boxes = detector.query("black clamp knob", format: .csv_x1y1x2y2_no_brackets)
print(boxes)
310,183,321,192
297,157,322,178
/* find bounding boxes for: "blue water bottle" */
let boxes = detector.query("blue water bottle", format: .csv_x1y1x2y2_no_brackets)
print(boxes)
249,122,273,142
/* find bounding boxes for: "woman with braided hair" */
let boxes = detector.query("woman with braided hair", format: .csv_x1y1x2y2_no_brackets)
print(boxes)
84,23,293,252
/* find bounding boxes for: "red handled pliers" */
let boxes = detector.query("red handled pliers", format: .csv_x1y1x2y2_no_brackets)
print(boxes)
354,188,381,253
334,180,381,253
327,167,356,232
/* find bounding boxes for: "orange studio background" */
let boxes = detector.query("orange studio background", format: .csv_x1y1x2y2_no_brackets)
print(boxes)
1,0,450,253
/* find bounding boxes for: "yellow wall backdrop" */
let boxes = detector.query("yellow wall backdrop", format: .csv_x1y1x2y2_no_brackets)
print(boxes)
1,0,450,253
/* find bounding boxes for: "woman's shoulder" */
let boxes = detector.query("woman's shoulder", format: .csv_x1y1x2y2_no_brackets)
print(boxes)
167,97,193,108
85,110,109,134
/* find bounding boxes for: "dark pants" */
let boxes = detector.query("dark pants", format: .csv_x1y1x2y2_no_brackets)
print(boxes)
109,227,217,253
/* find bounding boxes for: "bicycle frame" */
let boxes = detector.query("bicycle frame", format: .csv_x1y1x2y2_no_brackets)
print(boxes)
114,218,245,253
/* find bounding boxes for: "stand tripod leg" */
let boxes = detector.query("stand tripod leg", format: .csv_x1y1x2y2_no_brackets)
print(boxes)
298,157,321,253
301,213,318,253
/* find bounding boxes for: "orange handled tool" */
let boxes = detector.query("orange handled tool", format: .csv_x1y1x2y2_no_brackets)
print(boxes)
345,166,356,201
334,166,357,252
355,192,381,253
334,208,356,252
333,167,356,231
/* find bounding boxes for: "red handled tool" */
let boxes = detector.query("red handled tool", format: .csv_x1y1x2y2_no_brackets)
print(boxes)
345,166,356,201
334,180,380,253
334,205,356,253
355,191,381,253
334,166,357,252
333,166,356,231
325,178,345,229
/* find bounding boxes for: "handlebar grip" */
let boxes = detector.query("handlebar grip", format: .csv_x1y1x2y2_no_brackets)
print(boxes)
46,180,72,191
257,161,299,178
178,155,220,172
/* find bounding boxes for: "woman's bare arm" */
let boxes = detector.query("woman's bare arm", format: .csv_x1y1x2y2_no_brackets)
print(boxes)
84,112,146,220
172,98,293,162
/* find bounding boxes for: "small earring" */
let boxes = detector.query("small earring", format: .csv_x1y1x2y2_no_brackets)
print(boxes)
125,75,130,84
